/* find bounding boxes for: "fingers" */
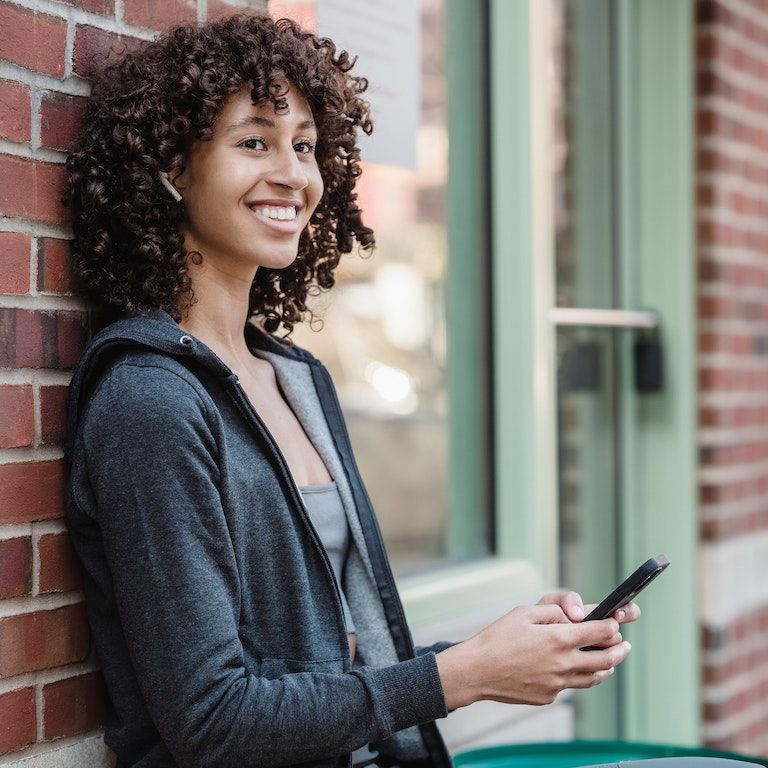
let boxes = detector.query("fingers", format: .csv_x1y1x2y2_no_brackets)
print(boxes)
580,602,641,624
570,667,615,689
550,640,630,696
592,630,623,648
561,591,585,622
613,602,641,624
577,640,632,673
538,591,585,622
528,603,570,625
573,617,621,647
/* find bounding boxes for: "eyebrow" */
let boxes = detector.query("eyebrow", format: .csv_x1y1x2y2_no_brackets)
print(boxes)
224,115,317,134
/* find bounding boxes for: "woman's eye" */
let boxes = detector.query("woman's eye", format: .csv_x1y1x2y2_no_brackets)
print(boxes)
294,139,316,154
240,137,266,151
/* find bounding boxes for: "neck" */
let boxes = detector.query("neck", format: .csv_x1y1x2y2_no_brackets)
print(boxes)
178,256,257,368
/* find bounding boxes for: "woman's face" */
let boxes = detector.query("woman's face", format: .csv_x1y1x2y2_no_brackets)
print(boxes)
173,83,324,274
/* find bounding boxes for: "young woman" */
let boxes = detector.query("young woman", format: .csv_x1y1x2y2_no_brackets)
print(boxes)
64,13,636,768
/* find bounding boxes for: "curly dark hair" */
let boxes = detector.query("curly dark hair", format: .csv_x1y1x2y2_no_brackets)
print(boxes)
65,13,374,336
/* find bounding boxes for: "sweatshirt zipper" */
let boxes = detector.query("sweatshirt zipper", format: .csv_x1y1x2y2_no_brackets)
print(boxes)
316,366,417,659
226,379,351,662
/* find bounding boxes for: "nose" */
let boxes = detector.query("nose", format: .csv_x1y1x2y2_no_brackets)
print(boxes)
264,145,309,191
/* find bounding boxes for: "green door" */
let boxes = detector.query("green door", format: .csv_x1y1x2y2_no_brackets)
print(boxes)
552,0,633,737
551,0,699,741
492,0,699,743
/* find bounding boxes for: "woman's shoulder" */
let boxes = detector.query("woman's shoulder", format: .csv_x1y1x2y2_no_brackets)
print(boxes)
86,350,214,426
76,350,221,465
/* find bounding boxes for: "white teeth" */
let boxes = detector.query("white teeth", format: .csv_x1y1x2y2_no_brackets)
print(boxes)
253,206,297,221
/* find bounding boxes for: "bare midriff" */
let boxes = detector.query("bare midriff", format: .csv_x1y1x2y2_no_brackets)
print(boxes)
348,633,356,661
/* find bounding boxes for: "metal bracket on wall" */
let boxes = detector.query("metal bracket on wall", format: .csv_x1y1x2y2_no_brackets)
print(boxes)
550,307,663,392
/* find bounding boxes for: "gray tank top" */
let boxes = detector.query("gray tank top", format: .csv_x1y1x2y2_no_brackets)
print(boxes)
298,481,355,633
299,482,379,767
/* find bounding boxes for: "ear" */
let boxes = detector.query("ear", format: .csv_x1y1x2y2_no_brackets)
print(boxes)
159,171,182,202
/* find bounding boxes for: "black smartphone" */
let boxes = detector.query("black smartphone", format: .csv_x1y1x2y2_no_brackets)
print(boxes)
583,555,670,622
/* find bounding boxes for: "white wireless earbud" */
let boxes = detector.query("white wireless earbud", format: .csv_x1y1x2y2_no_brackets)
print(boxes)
159,171,182,202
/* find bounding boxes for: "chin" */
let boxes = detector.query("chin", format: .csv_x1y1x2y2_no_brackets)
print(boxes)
255,254,300,271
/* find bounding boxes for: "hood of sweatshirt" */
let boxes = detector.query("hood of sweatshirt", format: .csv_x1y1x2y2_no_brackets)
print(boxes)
64,308,315,462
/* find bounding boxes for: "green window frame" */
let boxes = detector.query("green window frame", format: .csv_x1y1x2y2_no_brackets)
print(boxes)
400,0,553,627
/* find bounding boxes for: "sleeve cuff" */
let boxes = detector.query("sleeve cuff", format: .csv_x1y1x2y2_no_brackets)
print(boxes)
362,652,449,736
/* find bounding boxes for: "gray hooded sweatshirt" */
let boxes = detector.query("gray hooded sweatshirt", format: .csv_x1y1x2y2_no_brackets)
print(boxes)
64,309,454,768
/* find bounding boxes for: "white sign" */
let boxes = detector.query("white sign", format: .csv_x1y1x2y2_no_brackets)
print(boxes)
317,0,421,169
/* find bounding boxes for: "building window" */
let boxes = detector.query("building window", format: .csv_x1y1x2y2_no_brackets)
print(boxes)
280,0,492,574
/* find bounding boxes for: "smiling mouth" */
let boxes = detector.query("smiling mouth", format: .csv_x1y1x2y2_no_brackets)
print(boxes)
247,204,302,234
250,204,298,221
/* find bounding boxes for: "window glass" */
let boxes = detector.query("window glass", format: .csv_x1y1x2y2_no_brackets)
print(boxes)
273,0,474,574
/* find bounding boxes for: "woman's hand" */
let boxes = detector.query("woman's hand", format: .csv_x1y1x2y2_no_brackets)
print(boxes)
538,590,641,642
435,604,631,710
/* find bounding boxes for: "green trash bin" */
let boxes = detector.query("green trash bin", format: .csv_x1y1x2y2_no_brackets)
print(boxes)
452,741,768,768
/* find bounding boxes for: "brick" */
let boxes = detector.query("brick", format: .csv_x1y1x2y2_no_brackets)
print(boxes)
0,460,65,524
697,183,716,208
703,677,768,722
728,4,768,49
55,0,115,14
73,25,144,79
43,671,108,739
37,238,72,294
702,442,768,465
0,384,34,448
696,68,715,99
696,0,716,24
699,476,768,505
0,231,30,295
699,331,753,356
0,154,68,225
701,517,736,540
40,385,68,446
0,537,32,599
39,532,82,593
0,604,89,678
0,79,30,143
57,312,87,367
719,503,768,532
40,91,87,152
0,687,35,756
0,308,87,369
704,644,768,686
703,405,768,428
0,3,68,79
705,735,736,752
125,0,196,28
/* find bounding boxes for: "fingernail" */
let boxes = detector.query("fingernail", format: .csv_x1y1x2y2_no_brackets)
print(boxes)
617,609,626,621
572,606,584,620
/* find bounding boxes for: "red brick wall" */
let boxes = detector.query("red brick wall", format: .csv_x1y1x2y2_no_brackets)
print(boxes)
697,0,768,757
0,1,264,764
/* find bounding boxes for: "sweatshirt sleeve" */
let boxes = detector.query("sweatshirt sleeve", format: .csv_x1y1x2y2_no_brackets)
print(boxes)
82,362,448,768
416,641,458,656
